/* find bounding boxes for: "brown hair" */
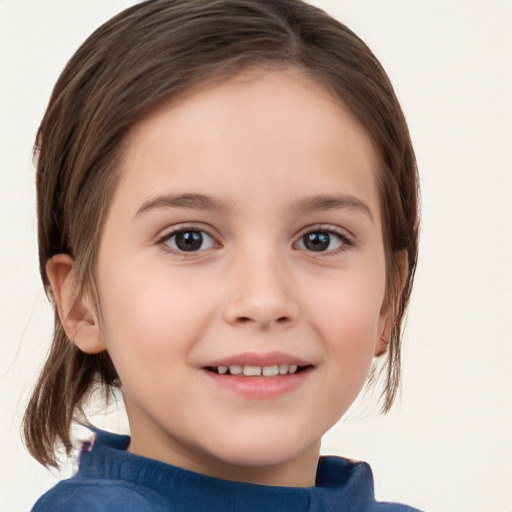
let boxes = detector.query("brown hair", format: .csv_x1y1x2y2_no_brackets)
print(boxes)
24,0,419,468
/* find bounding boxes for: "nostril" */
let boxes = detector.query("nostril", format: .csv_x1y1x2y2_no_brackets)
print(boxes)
235,315,290,325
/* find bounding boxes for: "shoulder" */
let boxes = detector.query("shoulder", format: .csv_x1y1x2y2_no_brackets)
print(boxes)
31,478,166,512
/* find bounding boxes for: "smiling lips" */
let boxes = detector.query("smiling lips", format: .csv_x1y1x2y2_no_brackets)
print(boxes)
201,353,313,399
207,364,301,376
203,352,312,377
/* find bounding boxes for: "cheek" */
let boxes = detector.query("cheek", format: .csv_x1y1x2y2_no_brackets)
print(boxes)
96,264,215,368
304,261,386,364
312,284,384,412
310,263,386,327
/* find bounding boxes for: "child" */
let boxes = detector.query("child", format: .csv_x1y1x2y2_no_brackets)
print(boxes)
24,0,421,510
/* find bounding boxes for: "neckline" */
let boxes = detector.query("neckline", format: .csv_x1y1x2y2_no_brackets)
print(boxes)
78,429,375,511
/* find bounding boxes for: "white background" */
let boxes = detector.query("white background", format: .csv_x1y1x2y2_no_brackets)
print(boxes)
1,1,511,511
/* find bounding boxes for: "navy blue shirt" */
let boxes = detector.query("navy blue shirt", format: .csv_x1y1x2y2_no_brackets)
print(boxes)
32,430,423,511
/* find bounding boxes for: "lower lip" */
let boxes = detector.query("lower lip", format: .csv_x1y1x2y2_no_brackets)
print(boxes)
201,368,312,400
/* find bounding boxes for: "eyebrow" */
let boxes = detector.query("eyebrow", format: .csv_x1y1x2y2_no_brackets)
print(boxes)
290,194,374,222
135,193,233,217
135,192,373,222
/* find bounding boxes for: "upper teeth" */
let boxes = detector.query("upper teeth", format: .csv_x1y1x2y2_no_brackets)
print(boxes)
216,364,299,376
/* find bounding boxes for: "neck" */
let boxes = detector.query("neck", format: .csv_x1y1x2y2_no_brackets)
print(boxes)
128,424,321,487
181,444,322,487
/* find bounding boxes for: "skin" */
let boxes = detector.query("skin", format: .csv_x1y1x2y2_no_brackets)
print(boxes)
48,68,395,487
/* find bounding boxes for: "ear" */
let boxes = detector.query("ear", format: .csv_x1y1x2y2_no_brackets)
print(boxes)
45,254,106,354
375,250,409,357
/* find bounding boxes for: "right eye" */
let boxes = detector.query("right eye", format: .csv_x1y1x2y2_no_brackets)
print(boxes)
162,229,216,252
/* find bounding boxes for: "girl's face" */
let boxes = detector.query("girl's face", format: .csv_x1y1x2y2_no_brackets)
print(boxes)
93,69,388,486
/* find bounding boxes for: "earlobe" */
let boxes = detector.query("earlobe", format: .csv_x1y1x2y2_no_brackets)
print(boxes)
45,254,106,354
375,250,409,357
374,334,388,357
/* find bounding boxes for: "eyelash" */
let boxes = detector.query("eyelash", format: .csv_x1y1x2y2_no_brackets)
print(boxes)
293,226,353,255
157,224,218,255
156,224,353,256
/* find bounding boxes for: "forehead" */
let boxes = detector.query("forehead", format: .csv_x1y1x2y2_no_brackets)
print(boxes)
116,68,381,216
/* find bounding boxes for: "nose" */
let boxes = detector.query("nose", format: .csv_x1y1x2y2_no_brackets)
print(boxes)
223,250,299,329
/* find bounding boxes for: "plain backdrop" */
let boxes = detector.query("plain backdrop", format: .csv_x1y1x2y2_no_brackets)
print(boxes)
1,1,511,511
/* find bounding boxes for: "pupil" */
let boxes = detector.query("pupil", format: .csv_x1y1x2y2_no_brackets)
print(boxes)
175,231,203,251
304,232,329,251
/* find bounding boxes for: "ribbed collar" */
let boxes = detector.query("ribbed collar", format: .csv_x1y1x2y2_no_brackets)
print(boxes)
76,429,395,512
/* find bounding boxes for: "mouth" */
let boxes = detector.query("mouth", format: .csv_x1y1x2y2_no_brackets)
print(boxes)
200,352,314,398
204,364,311,377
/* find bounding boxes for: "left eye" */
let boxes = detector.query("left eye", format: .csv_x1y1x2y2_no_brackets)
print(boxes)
295,230,346,252
163,229,216,252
